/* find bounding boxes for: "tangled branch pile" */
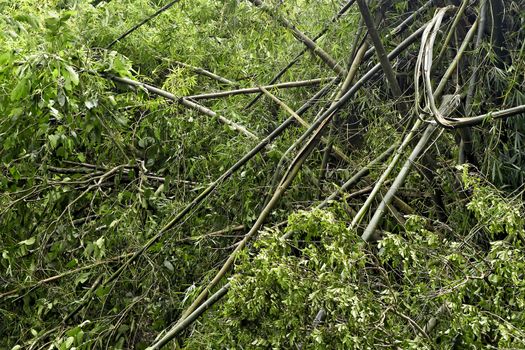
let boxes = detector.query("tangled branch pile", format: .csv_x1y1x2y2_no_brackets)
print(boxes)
1,0,525,349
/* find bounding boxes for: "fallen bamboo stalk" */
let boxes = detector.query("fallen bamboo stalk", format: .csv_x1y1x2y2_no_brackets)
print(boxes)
319,41,370,187
359,5,477,240
418,7,525,128
432,12,479,100
263,40,369,208
276,24,428,179
259,86,351,164
356,0,405,113
318,143,397,209
106,0,181,49
276,27,428,194
361,0,436,63
186,77,331,101
173,60,237,86
150,283,231,349
108,75,258,139
247,0,347,77
356,8,461,236
62,78,336,324
390,0,436,37
186,225,245,241
361,123,437,241
244,0,356,109
164,24,427,346
0,253,133,301
464,0,488,115
176,117,320,332
435,0,469,64
350,119,423,229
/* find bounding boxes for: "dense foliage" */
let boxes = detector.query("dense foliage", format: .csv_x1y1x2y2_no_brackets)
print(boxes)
1,0,525,349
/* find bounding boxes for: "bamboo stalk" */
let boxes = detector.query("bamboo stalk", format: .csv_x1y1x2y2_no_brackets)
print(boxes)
109,75,258,139
319,41,370,188
264,24,426,212
0,253,133,300
356,0,405,113
357,7,466,239
318,143,397,209
361,123,437,241
171,24,426,341
244,0,357,110
173,60,237,86
106,0,181,49
64,78,336,323
350,119,423,230
418,7,525,128
150,283,231,349
389,0,435,37
259,86,351,164
186,77,330,100
264,40,370,207
435,0,469,65
359,5,488,240
247,0,347,77
464,0,488,115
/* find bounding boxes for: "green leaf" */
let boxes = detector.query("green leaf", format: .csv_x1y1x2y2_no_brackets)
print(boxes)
163,260,174,272
0,51,12,66
64,65,79,87
84,98,98,110
64,336,74,348
18,237,35,246
10,78,29,101
74,272,90,286
14,14,40,29
48,134,60,149
95,286,110,298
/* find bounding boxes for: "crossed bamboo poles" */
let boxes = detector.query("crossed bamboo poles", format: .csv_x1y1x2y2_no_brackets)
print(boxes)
10,0,525,348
